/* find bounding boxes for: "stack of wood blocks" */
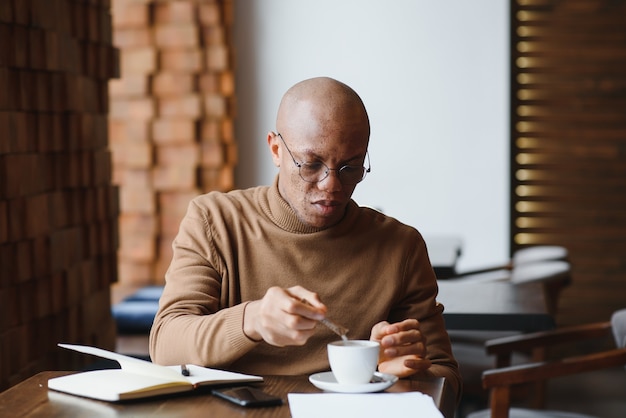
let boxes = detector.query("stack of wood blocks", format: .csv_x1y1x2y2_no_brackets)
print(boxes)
109,0,236,289
0,0,120,390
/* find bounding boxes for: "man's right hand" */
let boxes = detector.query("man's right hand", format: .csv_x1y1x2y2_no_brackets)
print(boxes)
243,285,327,346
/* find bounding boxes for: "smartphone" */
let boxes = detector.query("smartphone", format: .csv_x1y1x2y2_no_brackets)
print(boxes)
211,386,283,407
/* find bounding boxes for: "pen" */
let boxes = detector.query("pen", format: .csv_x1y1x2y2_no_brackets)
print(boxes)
181,364,190,376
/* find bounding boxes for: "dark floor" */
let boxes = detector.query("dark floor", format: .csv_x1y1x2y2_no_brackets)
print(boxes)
457,367,626,418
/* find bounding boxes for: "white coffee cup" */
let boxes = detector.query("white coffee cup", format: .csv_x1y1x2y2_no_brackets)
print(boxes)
327,340,380,385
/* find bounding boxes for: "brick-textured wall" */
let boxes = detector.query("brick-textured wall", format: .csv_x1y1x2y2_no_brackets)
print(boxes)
0,0,119,390
109,0,236,288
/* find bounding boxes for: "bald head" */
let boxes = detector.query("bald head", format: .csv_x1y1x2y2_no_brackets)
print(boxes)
268,77,371,228
276,77,370,145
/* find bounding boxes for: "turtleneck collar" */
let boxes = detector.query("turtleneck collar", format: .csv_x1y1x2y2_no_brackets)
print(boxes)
260,175,357,234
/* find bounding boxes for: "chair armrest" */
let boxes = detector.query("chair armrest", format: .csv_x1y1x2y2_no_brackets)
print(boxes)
483,347,626,388
483,347,626,418
486,320,612,356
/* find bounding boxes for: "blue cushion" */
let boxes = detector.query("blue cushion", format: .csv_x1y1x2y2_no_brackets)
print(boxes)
112,300,159,334
123,286,164,302
112,287,163,334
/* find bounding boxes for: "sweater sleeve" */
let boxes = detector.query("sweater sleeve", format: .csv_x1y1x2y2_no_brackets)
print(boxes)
390,232,463,403
149,198,258,367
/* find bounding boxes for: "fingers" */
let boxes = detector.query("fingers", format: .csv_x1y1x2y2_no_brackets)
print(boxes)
372,318,429,370
379,319,425,347
376,319,430,378
382,339,427,359
247,286,327,347
285,285,327,319
403,356,432,371
369,321,390,341
378,355,432,378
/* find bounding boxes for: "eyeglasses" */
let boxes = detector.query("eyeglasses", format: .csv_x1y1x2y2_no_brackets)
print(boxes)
277,133,370,185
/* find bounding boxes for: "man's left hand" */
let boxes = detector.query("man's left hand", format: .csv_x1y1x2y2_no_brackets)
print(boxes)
370,318,432,378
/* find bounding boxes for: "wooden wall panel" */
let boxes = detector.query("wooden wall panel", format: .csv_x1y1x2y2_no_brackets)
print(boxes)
0,0,119,390
109,0,236,289
510,0,626,326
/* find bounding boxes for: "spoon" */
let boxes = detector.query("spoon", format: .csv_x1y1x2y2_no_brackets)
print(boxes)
319,317,349,341
299,298,349,340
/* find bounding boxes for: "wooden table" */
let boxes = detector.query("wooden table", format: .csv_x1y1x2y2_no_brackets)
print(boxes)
0,371,457,418
437,280,555,332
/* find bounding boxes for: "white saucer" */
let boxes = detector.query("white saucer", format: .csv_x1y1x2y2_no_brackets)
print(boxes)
309,371,398,393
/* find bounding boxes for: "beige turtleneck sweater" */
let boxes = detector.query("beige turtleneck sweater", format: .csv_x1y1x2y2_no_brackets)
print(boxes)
149,177,460,397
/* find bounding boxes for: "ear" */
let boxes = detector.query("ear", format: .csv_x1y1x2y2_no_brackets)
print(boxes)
268,131,281,167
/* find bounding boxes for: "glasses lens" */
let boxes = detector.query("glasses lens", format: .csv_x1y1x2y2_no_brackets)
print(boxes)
299,162,327,182
299,163,367,184
338,165,366,184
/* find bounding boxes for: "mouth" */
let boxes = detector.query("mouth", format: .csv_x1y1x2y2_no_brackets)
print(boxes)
312,199,342,215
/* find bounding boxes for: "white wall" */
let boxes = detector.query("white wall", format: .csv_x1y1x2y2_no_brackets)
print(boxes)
234,1,509,271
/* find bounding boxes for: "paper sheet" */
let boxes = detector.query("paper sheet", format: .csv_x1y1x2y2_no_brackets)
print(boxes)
288,392,444,418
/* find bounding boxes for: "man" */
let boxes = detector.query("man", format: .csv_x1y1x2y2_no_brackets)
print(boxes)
149,77,461,397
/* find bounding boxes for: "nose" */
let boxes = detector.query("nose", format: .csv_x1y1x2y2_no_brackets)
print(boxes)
317,168,343,192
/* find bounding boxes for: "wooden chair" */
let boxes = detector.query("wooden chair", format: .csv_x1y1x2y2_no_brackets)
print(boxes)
450,245,569,284
508,261,572,317
450,260,573,413
466,309,626,418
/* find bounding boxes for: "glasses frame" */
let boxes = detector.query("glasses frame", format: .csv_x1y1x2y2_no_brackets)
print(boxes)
276,133,371,185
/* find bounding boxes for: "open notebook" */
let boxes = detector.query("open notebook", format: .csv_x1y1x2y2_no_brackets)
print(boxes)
48,343,262,401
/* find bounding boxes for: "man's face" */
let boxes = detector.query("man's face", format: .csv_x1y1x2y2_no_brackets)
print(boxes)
271,127,369,229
